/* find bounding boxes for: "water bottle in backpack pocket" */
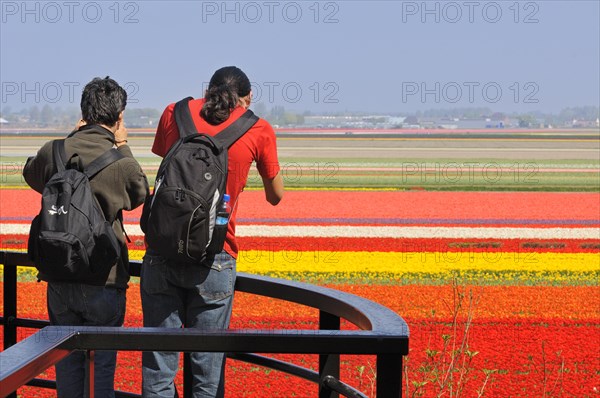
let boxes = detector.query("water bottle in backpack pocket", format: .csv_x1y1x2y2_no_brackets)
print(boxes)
206,194,231,255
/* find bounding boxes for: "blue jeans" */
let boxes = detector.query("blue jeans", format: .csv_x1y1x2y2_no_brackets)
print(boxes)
47,282,126,398
141,251,236,398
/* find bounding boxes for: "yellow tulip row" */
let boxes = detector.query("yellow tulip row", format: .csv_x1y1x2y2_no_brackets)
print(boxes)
234,250,600,284
6,249,598,284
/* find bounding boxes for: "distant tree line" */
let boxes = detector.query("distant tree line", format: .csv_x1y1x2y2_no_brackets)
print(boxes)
0,104,597,129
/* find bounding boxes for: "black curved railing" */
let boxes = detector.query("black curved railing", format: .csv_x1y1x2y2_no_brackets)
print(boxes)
1,251,409,397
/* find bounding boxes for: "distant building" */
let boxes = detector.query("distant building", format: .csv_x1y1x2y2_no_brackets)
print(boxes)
403,116,419,125
388,117,406,126
418,118,515,129
438,124,458,129
0,117,9,124
303,115,407,129
571,119,599,128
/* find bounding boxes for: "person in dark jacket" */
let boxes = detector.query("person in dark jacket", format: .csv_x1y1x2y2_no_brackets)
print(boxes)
23,76,149,398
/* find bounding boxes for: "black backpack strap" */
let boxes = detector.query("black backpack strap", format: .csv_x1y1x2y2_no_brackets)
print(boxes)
52,140,67,172
174,97,198,138
214,110,259,149
84,149,125,180
85,149,125,225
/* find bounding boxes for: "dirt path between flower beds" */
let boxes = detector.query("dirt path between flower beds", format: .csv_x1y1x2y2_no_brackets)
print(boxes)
2,135,599,160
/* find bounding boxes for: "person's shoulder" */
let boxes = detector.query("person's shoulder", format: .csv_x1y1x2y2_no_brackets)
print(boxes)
41,138,56,151
29,139,55,164
251,116,275,135
40,136,69,156
108,154,145,180
161,102,176,116
172,97,205,109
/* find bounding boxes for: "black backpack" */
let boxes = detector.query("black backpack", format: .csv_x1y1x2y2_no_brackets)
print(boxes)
140,97,258,264
28,139,124,285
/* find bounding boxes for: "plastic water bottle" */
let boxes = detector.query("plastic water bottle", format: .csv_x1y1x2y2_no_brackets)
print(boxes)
215,194,231,226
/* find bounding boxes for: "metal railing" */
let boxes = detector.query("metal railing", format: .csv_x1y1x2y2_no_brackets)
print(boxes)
1,251,409,397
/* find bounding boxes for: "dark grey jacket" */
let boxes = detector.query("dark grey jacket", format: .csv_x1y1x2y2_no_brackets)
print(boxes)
23,125,149,288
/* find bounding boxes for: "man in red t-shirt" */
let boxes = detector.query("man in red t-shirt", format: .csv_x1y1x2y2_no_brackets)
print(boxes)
141,66,284,398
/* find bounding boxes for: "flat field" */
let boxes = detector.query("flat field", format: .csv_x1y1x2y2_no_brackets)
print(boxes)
1,131,599,397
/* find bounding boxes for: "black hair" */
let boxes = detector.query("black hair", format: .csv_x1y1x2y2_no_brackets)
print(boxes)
80,76,127,126
201,66,251,125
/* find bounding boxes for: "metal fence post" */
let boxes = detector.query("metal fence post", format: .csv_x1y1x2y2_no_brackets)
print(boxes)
376,354,403,398
2,257,18,398
183,352,191,397
2,259,18,350
319,311,340,398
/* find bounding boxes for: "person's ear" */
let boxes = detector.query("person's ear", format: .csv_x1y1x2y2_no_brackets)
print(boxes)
239,92,252,109
111,111,124,131
115,111,124,127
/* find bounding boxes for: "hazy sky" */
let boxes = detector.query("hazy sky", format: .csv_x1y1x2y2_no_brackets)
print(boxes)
1,0,599,114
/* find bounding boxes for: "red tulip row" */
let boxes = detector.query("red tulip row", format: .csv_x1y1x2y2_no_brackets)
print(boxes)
4,189,600,224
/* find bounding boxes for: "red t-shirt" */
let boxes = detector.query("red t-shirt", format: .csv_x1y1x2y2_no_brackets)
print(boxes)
152,98,280,258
